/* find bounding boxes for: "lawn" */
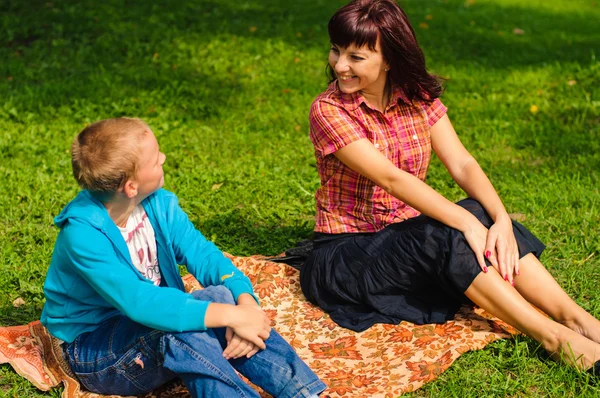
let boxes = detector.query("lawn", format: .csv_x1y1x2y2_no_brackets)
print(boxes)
1,0,599,396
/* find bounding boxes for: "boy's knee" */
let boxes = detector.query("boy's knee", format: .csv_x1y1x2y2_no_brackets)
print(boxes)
191,285,235,305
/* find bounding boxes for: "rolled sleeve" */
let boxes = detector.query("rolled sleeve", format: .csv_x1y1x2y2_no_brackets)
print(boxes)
423,98,448,126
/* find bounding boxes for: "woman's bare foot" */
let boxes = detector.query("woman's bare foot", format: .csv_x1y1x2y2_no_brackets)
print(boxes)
561,313,600,346
540,322,600,371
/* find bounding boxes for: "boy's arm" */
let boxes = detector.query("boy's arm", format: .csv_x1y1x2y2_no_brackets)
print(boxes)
61,220,213,332
164,194,259,304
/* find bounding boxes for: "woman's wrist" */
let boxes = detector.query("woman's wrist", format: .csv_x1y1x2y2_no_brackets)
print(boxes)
491,211,511,224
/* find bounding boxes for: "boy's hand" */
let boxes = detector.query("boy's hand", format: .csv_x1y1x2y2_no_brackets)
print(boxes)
222,293,264,359
226,304,271,350
223,327,261,359
237,293,259,307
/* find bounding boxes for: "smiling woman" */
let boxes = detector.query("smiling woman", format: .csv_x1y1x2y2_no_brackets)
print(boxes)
301,0,600,379
326,0,443,111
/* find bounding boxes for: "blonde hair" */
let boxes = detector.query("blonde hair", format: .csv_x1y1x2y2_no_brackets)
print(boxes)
71,118,151,195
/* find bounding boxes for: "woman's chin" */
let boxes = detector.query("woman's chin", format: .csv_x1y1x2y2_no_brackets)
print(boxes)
337,81,359,94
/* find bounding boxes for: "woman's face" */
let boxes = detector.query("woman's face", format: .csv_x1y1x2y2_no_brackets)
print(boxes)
329,40,389,97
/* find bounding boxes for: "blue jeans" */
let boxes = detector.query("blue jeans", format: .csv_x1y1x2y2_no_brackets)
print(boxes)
64,286,326,398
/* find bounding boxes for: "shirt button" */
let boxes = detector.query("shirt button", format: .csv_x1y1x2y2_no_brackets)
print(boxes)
412,134,418,140
374,143,380,149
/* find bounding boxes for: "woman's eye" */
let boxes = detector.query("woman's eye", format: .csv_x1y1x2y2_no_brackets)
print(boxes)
352,56,364,61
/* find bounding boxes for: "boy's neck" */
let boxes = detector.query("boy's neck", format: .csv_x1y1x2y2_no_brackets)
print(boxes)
103,195,139,228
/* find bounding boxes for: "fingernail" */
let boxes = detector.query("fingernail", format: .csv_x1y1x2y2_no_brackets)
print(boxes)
483,266,488,273
485,250,491,259
503,274,508,281
511,280,514,286
517,270,520,275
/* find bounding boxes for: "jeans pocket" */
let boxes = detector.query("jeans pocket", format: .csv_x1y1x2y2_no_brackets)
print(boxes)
66,324,171,396
72,345,161,396
114,336,173,394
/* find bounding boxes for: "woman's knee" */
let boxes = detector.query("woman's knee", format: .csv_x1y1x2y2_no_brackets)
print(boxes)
191,285,235,305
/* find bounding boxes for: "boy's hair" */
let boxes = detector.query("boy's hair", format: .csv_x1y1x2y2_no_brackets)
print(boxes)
71,118,150,195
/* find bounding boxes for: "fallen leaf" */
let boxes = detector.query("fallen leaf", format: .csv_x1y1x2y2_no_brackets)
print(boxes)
13,298,26,308
567,80,577,86
530,105,539,114
512,27,525,35
294,125,301,131
153,52,159,60
7,76,13,81
294,57,300,63
212,183,224,191
426,14,434,20
282,88,291,94
464,0,476,6
419,22,429,29
249,26,257,33
296,32,302,38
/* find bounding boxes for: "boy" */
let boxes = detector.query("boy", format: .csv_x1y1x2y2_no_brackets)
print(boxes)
41,118,326,397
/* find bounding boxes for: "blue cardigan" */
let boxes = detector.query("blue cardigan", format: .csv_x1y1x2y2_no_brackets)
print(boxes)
41,189,257,343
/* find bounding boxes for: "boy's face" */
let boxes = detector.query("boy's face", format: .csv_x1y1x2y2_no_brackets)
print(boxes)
133,131,166,200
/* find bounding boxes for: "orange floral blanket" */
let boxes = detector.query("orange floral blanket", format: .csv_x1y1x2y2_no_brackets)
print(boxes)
0,255,516,397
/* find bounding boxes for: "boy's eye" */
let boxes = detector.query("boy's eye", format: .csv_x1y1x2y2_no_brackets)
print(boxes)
330,46,339,54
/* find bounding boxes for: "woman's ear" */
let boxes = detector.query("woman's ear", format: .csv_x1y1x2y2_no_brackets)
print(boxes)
122,179,138,199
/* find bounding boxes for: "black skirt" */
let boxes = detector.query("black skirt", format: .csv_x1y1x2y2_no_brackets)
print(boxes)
300,199,545,332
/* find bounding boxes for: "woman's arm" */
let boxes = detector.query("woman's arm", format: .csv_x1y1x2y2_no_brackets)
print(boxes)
334,138,491,272
430,114,519,282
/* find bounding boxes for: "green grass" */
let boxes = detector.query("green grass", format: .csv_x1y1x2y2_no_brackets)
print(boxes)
1,0,599,396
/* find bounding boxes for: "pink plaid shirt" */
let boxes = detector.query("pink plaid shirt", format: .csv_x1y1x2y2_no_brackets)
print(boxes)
309,82,448,234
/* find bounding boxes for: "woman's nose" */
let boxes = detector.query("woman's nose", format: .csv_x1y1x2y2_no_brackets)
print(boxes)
334,56,349,73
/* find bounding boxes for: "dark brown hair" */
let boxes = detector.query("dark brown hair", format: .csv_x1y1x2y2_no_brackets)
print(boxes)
327,0,444,102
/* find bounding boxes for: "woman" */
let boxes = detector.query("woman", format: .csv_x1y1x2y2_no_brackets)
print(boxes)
300,0,600,373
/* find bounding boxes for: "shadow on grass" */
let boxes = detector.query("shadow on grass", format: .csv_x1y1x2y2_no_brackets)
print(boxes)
198,211,313,256
2,0,598,104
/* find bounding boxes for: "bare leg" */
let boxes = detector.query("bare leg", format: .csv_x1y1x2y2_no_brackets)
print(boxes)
465,267,600,369
513,253,600,344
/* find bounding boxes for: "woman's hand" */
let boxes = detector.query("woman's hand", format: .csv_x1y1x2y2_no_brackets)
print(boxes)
461,219,490,274
485,214,519,285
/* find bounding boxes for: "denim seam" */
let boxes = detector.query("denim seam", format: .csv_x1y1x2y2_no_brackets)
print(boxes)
165,334,252,397
247,352,292,379
289,378,328,398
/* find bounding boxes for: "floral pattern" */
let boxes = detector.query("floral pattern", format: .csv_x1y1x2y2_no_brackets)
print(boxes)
0,255,517,398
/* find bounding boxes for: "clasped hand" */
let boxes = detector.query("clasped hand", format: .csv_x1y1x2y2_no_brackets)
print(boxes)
462,215,519,285
222,299,271,360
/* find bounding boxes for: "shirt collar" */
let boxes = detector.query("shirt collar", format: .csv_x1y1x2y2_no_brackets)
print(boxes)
338,82,411,113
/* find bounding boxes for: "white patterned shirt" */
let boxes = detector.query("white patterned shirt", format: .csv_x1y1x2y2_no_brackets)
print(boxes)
118,205,162,286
